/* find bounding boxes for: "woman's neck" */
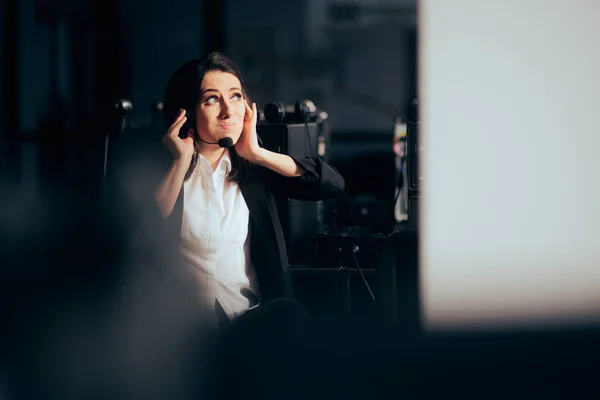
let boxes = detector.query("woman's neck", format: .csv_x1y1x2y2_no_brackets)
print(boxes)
196,141,227,171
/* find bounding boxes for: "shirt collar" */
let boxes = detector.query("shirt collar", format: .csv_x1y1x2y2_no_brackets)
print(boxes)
219,150,232,174
197,149,232,174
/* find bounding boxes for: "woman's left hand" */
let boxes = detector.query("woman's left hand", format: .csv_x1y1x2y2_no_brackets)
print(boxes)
235,100,263,162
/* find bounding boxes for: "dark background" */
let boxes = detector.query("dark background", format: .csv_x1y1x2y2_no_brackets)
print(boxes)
0,0,417,209
2,1,599,399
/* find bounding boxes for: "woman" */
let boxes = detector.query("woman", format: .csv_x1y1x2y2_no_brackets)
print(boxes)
159,52,344,319
107,52,345,399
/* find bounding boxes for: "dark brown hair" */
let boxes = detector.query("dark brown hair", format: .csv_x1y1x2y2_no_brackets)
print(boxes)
163,52,251,182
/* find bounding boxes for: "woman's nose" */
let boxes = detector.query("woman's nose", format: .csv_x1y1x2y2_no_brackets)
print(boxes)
219,99,232,117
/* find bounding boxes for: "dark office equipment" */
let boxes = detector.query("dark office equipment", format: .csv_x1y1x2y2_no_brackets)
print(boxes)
257,122,319,263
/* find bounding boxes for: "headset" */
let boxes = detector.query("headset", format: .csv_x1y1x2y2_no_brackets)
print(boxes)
179,100,319,147
179,108,233,148
178,108,194,139
263,100,316,125
263,99,319,158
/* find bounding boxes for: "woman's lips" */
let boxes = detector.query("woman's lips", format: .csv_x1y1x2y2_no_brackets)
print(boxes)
217,123,236,129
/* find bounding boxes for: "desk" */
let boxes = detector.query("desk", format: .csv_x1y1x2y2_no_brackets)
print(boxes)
290,226,417,321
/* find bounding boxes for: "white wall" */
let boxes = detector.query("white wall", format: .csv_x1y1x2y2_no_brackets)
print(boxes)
420,0,600,331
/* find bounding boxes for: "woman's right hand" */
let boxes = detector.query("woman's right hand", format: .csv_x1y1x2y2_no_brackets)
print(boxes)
162,109,195,162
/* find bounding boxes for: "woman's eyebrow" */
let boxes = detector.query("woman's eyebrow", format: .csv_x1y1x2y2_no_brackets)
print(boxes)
201,87,242,95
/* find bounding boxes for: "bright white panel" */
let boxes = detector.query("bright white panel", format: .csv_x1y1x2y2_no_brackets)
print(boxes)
420,0,600,331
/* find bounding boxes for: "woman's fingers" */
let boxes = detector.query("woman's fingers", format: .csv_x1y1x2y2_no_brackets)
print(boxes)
168,109,187,135
183,131,194,145
245,100,253,119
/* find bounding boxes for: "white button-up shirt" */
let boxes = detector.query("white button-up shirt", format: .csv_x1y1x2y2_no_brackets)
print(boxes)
180,150,261,321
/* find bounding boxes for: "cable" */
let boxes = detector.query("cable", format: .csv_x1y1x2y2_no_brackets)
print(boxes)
350,245,376,302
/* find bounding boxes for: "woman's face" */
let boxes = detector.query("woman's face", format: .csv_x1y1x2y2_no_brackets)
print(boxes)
194,70,246,144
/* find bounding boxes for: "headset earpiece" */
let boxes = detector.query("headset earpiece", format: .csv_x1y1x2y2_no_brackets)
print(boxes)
264,101,286,124
179,108,194,139
294,100,310,123
264,100,315,124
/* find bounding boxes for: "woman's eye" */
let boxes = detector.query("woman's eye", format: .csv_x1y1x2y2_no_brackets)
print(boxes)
206,97,218,104
232,93,243,101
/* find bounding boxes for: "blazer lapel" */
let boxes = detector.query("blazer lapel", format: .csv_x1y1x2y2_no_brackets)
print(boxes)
239,178,271,235
239,177,288,299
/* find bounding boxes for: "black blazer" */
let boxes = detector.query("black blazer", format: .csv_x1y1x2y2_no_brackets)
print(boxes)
104,125,345,302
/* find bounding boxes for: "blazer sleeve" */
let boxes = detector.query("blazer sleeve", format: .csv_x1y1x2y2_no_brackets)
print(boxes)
258,156,345,201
